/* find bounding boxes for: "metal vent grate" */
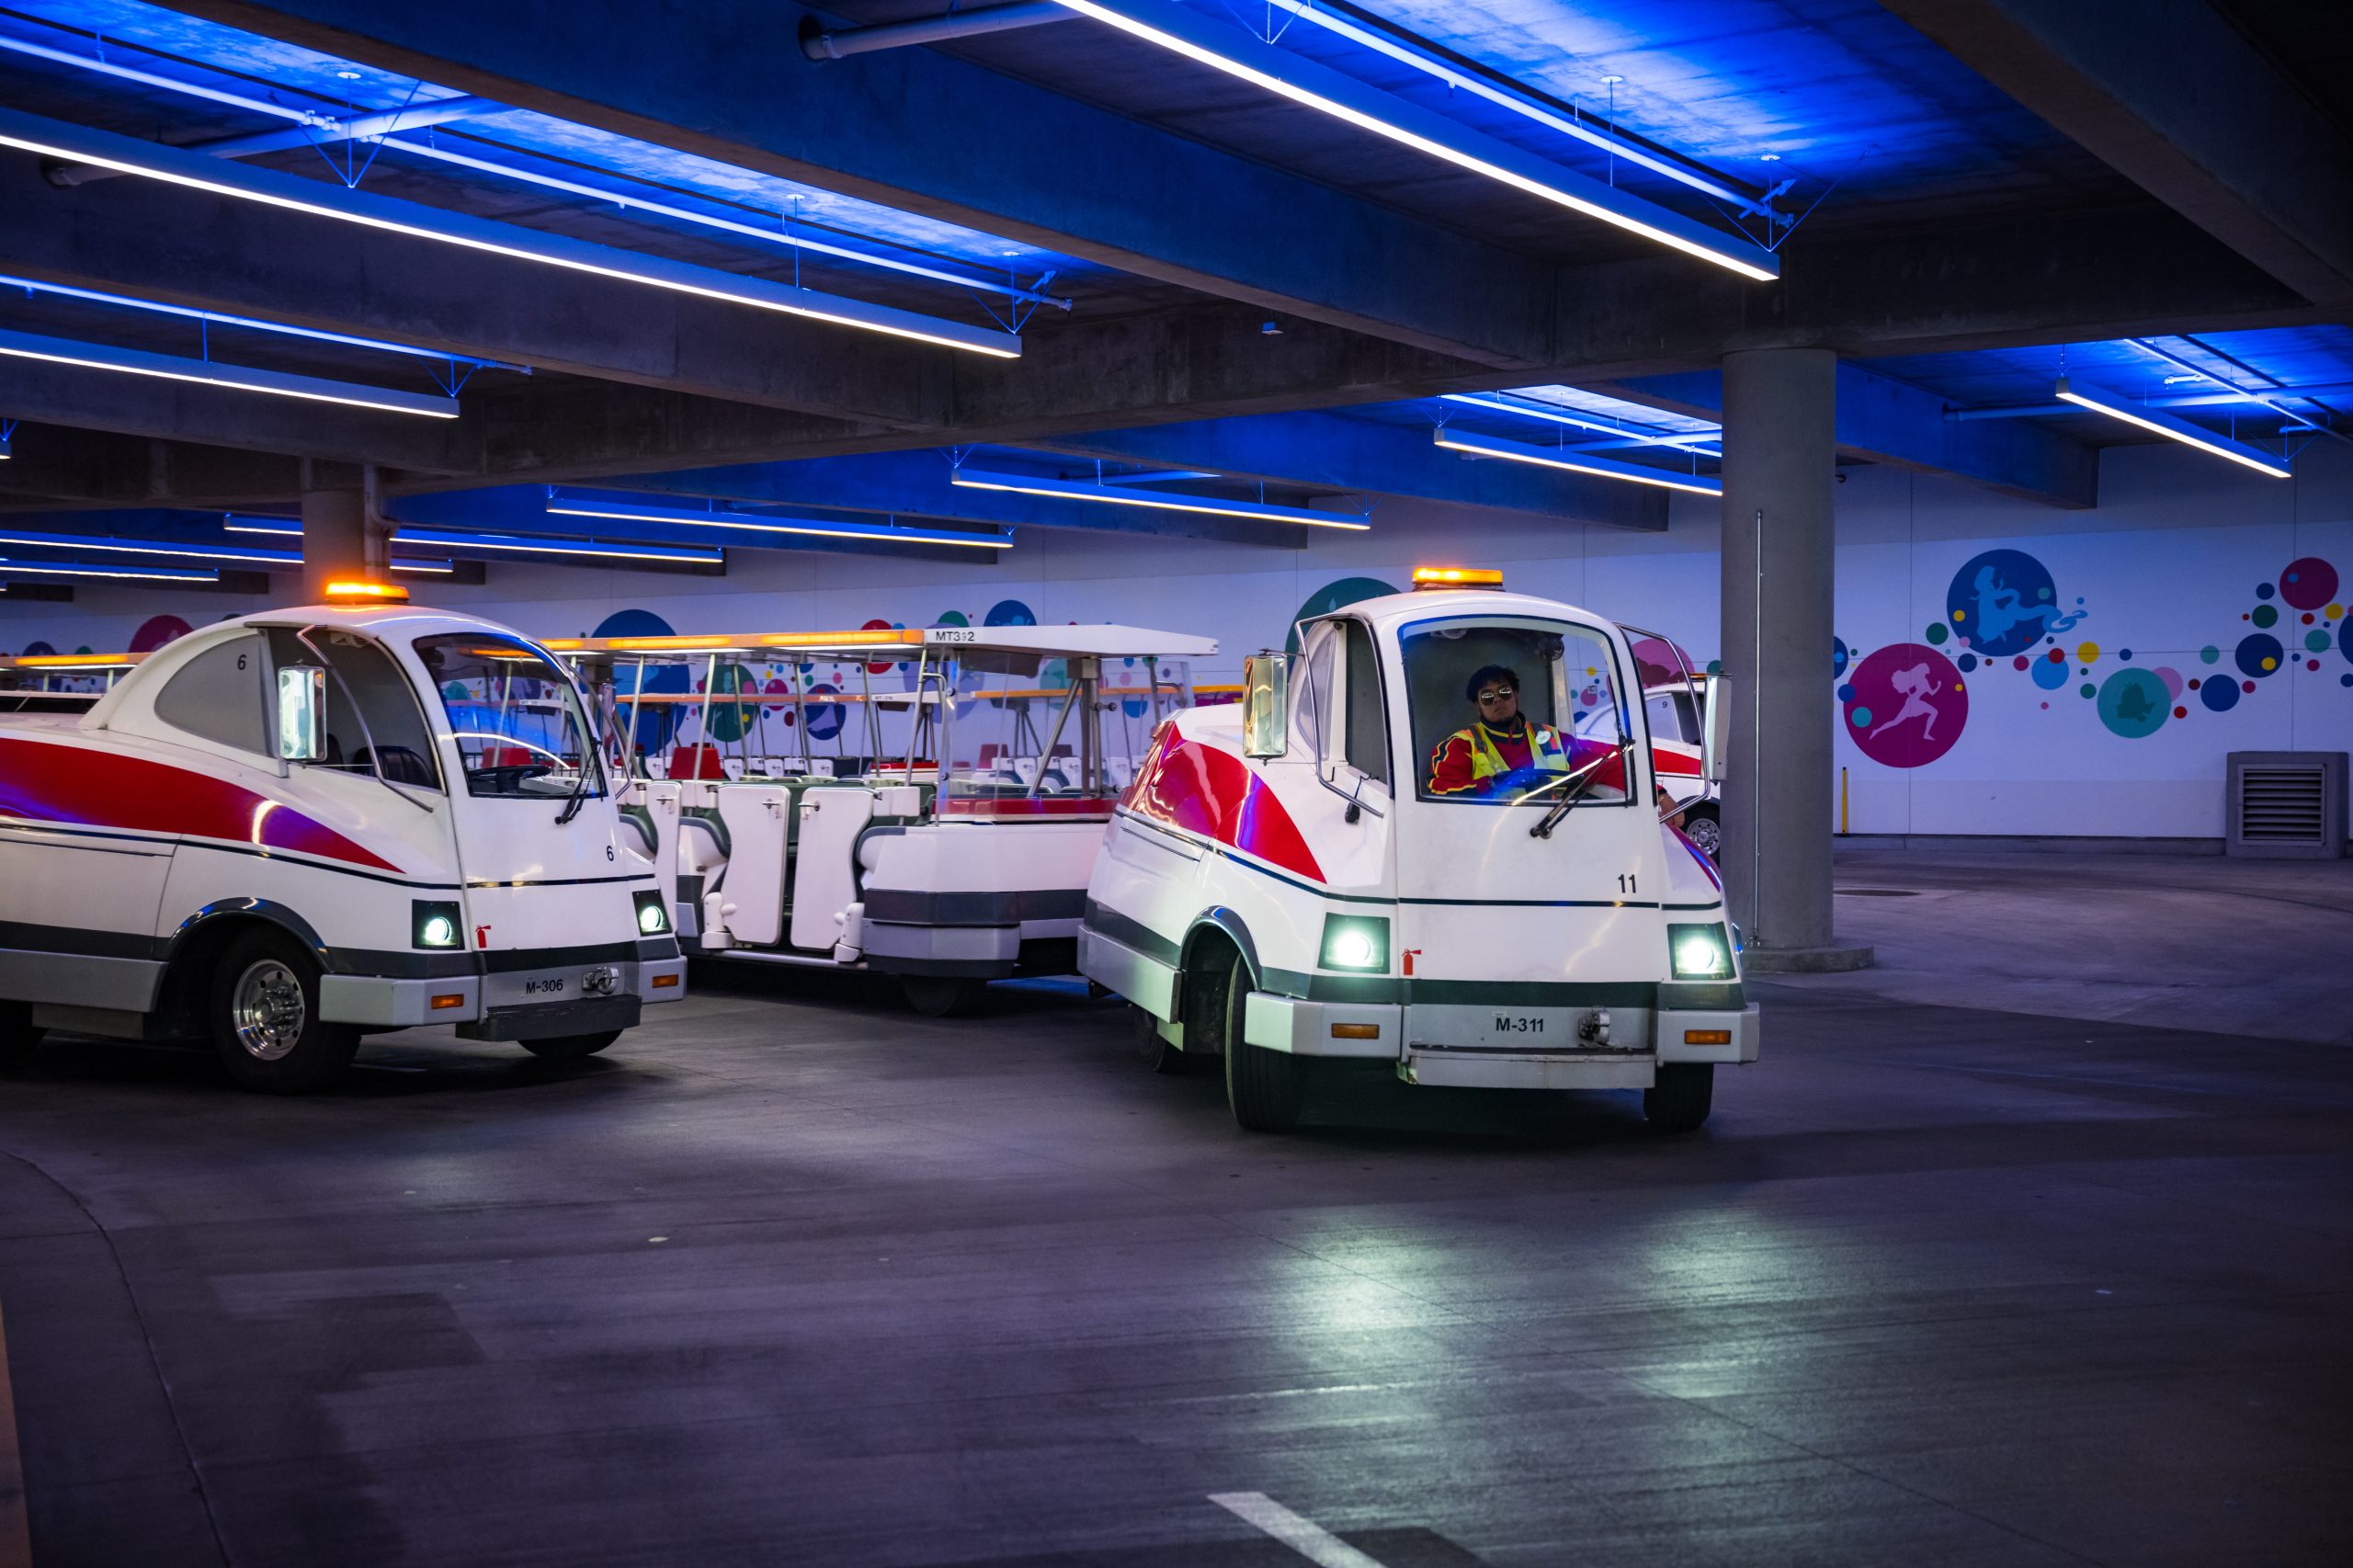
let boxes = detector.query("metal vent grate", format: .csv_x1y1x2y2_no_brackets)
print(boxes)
2239,766,2327,843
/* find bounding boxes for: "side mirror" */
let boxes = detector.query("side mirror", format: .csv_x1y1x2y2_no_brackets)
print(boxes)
1242,652,1289,758
1701,675,1731,785
277,665,326,762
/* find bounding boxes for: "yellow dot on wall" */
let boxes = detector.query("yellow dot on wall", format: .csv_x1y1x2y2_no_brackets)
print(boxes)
2329,604,2345,620
2077,641,2100,663
2262,656,2277,670
1952,608,1966,621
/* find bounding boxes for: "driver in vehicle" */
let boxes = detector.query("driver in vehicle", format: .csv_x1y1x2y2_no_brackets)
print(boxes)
1427,664,1573,799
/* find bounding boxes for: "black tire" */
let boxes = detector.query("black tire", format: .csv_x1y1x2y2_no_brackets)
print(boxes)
1201,952,1302,1132
901,976,983,1017
0,1001,43,1068
519,1029,623,1061
209,930,359,1094
1680,802,1722,861
1133,1003,1193,1074
1643,1062,1714,1132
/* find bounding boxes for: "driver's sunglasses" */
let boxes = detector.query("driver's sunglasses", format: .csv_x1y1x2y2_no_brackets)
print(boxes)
1475,686,1517,702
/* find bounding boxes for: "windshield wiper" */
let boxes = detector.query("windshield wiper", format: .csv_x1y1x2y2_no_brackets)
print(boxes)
553,761,592,825
1529,740,1629,840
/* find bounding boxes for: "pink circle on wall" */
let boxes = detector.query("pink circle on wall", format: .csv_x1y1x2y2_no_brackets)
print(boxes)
130,615,193,653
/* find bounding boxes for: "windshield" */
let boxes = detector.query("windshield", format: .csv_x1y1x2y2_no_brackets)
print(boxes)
1402,616,1631,805
938,656,1191,817
415,633,605,801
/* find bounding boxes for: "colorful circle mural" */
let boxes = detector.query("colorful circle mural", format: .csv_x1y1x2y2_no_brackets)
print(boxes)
129,615,193,653
1844,643,1967,768
1944,549,2086,658
2096,668,2169,739
1285,576,1400,654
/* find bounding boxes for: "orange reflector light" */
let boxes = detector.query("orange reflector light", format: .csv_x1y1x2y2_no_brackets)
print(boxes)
1683,1028,1733,1045
429,993,466,1011
324,578,410,603
651,973,680,989
1411,565,1505,590
1330,1022,1381,1040
9,652,134,667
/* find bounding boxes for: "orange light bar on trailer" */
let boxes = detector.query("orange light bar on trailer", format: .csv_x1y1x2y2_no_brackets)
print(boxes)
757,629,925,649
1412,565,1505,590
6,652,138,668
323,578,409,603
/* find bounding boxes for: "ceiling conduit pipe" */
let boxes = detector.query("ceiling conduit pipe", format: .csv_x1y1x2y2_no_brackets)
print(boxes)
800,3,1076,60
46,96,505,186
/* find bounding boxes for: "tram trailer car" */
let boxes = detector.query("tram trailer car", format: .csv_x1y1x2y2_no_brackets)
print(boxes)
0,604,686,1091
1081,573,1757,1132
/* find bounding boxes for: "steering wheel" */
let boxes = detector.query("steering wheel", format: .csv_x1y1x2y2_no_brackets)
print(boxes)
467,762,554,792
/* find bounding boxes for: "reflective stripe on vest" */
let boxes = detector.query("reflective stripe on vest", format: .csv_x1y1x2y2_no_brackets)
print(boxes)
1464,721,1569,781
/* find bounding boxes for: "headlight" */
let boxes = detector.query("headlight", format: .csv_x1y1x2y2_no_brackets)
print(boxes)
412,899,463,949
633,890,671,936
1668,922,1733,980
1319,914,1390,972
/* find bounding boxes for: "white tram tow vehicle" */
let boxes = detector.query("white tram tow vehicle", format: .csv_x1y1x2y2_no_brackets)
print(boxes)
0,597,687,1091
1080,568,1757,1132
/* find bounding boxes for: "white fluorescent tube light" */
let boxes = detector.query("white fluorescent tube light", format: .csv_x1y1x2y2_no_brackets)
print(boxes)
2053,378,2292,479
0,528,296,565
1265,2,1771,213
391,527,724,565
0,32,1064,313
388,560,456,574
1054,0,1777,280
547,498,1014,550
0,107,1022,359
0,274,526,371
0,325,460,418
222,517,301,536
0,557,218,582
950,468,1369,529
1434,427,1722,495
1438,392,1722,450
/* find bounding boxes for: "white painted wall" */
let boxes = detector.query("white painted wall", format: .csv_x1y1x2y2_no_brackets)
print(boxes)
9,439,2351,840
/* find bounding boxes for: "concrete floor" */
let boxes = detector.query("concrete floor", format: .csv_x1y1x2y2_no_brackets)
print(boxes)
2,852,2349,1566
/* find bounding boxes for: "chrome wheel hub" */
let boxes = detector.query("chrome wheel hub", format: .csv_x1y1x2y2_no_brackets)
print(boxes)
1687,815,1722,859
232,960,307,1061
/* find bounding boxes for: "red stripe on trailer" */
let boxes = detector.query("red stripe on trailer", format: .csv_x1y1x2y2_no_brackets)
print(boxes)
941,795,1115,818
0,736,401,871
1652,744,1702,777
1124,736,1325,883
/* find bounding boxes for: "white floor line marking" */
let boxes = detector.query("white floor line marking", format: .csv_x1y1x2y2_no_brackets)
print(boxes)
1210,1493,1389,1568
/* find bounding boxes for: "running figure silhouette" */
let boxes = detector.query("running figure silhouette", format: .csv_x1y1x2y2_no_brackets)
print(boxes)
1871,663,1943,740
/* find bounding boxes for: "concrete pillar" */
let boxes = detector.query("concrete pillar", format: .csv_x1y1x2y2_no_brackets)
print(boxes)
1719,348,1870,971
300,468,389,601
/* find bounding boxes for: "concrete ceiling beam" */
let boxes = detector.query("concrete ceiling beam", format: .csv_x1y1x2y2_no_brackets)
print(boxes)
0,149,953,429
579,456,1314,549
1597,363,2099,508
168,0,1565,368
1880,0,2353,304
1025,412,1667,530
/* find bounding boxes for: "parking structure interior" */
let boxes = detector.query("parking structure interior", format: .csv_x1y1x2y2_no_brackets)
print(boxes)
2,2,2350,1564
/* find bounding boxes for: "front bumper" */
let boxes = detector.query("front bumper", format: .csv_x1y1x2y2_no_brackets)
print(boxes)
1243,990,1760,1085
318,952,688,1031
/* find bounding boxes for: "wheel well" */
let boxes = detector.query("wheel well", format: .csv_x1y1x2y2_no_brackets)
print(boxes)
1175,912,1257,1020
156,915,311,1037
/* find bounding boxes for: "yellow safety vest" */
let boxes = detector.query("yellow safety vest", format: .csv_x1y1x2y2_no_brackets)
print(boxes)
1464,720,1571,783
